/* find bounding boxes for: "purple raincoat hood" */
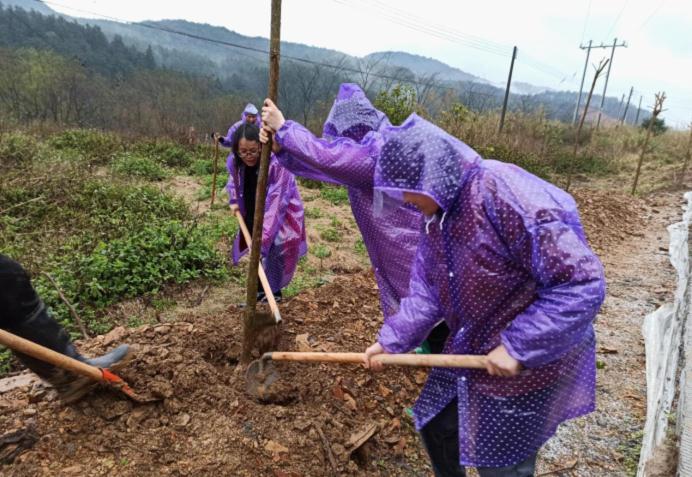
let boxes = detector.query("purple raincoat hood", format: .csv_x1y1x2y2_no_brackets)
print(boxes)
374,114,482,213
322,84,391,142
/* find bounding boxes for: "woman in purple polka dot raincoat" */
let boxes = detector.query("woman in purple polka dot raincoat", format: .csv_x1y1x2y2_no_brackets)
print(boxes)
217,103,262,173
225,122,307,302
359,114,605,475
260,84,449,350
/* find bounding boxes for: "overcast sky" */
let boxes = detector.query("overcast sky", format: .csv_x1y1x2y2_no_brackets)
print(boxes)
46,0,692,127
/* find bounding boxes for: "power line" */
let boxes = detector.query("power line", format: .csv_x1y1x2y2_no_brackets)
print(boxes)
331,0,511,57
604,0,630,40
580,0,593,44
33,0,475,95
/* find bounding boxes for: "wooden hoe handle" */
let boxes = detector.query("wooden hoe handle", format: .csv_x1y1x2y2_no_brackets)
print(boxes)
0,328,103,381
264,351,488,369
233,208,282,323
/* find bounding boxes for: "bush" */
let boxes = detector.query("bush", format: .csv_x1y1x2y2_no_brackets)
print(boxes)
112,153,169,181
320,185,349,205
49,129,122,164
374,84,417,126
34,220,228,327
477,144,552,179
188,159,215,176
133,140,193,168
0,132,39,165
320,227,341,242
305,207,323,219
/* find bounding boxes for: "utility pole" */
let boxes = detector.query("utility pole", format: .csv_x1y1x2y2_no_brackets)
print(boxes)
635,95,643,125
566,58,610,191
596,38,627,129
573,40,592,125
621,86,634,124
498,46,517,134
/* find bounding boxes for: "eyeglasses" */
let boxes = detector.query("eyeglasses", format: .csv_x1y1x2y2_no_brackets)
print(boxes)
238,148,260,158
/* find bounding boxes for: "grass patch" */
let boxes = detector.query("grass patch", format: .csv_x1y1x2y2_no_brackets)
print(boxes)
319,227,342,242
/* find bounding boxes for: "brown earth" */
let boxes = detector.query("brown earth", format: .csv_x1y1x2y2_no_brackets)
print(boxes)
0,187,683,476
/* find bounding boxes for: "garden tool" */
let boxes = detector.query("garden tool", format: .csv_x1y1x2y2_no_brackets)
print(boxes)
0,329,157,403
232,207,282,325
246,351,487,400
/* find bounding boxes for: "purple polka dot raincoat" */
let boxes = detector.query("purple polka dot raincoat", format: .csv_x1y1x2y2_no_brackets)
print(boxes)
374,114,605,467
220,103,262,173
274,84,423,318
226,154,307,293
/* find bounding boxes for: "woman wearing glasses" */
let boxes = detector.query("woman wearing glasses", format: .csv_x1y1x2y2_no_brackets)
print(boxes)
225,122,307,303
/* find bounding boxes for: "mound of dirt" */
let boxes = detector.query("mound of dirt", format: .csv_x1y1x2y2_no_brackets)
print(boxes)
572,188,647,253
0,273,431,476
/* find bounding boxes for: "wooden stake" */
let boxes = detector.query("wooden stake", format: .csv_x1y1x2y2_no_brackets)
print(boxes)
210,139,219,206
242,0,282,363
631,92,666,195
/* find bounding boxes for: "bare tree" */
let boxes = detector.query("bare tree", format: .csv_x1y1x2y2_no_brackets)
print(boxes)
631,92,667,195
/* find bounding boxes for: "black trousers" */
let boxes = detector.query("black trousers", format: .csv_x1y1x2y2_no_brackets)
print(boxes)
420,399,538,477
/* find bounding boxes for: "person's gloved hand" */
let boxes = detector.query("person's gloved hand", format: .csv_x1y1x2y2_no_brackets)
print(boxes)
261,98,285,132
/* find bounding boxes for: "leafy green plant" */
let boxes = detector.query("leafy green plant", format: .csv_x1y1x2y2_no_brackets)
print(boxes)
374,84,417,126
112,153,169,181
320,227,341,242
49,129,122,164
312,243,332,270
188,158,215,176
0,132,39,165
133,140,193,168
320,185,349,205
354,237,367,256
305,207,323,219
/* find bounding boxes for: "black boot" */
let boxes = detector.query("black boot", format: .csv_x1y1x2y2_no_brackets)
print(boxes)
8,301,130,403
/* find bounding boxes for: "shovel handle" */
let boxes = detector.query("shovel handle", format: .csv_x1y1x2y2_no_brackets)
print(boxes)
233,207,281,323
264,351,487,369
0,329,103,382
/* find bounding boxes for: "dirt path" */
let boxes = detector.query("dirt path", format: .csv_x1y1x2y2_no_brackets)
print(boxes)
538,192,683,476
0,189,685,476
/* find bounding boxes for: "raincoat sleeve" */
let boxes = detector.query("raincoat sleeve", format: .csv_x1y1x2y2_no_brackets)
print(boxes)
260,161,291,257
226,165,238,206
219,122,237,148
274,120,375,188
485,190,606,369
376,247,441,354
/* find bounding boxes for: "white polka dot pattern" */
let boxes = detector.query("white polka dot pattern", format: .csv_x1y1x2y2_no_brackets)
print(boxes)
373,114,606,467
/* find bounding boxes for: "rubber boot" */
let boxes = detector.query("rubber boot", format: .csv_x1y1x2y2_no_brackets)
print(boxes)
9,301,130,403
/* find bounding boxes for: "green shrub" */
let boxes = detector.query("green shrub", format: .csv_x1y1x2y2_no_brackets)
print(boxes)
320,185,349,205
113,153,169,180
188,159,215,176
35,220,227,322
305,207,323,219
0,132,39,165
297,177,324,190
477,144,552,179
49,129,121,164
133,140,192,168
320,227,341,242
